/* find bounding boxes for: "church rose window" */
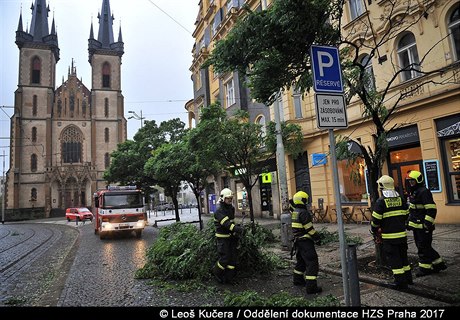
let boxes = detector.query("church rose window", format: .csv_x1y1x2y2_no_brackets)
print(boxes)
61,126,83,163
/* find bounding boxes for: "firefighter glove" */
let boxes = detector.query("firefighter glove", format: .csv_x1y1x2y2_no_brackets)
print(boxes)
233,224,243,236
314,237,322,246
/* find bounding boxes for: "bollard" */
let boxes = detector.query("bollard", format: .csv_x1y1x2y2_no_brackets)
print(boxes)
280,212,292,251
346,244,361,306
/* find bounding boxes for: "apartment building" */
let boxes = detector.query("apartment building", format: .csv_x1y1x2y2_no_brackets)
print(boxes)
188,0,460,222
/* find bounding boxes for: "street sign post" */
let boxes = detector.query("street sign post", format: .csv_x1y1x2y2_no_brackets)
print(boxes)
310,44,352,306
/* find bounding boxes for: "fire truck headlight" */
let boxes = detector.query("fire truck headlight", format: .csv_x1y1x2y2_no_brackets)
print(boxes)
136,221,145,228
102,222,114,230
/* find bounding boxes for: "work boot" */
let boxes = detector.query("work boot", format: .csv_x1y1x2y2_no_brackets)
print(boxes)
225,268,237,285
415,268,432,277
386,281,408,291
405,271,413,285
306,280,322,294
293,273,306,286
212,264,225,284
432,261,447,273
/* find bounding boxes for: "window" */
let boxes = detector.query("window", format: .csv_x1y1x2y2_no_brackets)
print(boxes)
82,100,87,117
338,158,368,203
397,32,421,81
57,99,62,117
104,98,109,118
349,0,364,20
448,5,460,61
31,154,38,172
31,56,41,84
443,137,460,201
105,152,110,169
105,128,109,142
359,54,375,91
102,62,111,88
261,0,268,10
32,127,37,143
194,71,202,91
255,115,266,138
69,95,75,117
61,126,83,163
31,188,37,201
32,95,37,116
292,90,303,119
225,78,235,107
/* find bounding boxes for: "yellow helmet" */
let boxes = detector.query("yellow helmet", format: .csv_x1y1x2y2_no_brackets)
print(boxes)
408,170,424,184
377,175,395,190
220,188,233,201
293,191,309,205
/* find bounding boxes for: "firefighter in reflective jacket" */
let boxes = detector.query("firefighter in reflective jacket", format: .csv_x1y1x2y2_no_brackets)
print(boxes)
212,188,243,284
371,175,412,290
291,191,322,294
406,170,447,277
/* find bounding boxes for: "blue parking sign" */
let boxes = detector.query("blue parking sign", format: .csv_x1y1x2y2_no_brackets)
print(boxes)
311,45,343,93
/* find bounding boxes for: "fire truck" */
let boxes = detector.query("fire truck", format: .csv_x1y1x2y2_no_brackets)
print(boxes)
93,186,146,239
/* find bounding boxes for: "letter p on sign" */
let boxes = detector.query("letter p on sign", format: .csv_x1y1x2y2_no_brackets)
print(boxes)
317,51,333,77
311,45,344,93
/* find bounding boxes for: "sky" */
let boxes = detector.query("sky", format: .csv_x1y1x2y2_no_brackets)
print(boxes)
0,0,198,172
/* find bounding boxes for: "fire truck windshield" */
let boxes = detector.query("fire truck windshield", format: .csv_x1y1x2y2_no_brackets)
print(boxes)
103,193,144,209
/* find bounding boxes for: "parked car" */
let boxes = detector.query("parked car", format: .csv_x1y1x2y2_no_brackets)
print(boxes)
66,207,93,222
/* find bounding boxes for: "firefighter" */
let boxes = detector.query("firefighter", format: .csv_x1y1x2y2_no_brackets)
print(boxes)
291,191,322,294
371,175,412,290
406,170,447,277
212,188,243,284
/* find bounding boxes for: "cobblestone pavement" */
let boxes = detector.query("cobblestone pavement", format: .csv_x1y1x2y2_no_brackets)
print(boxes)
0,212,459,308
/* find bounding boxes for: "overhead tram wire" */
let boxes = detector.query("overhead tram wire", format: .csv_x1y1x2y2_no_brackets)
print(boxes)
145,0,193,35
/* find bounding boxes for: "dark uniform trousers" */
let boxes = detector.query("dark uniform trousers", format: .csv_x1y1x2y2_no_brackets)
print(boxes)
413,228,442,272
382,240,411,286
294,239,319,291
214,237,238,283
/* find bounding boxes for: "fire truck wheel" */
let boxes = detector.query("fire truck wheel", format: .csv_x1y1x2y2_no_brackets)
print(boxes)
135,230,142,239
100,231,107,240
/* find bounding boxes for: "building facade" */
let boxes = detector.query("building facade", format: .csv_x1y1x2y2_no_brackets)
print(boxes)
187,0,279,218
5,0,126,219
188,0,460,223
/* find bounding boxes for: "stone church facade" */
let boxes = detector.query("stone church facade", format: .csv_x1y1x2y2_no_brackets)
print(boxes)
5,0,127,219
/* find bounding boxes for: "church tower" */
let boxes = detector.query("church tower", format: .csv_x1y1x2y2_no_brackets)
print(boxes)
5,0,127,219
6,0,59,213
88,0,126,195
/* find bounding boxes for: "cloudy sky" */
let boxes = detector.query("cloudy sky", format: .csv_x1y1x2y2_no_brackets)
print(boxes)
0,0,198,171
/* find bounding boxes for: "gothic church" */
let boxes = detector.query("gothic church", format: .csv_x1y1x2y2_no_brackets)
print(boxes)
5,0,127,218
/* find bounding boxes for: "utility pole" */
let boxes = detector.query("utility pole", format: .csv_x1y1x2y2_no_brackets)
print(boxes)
128,110,144,128
1,149,5,224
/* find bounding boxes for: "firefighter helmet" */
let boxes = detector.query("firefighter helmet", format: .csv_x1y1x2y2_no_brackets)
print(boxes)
220,188,233,201
293,191,309,205
408,170,424,184
377,175,395,190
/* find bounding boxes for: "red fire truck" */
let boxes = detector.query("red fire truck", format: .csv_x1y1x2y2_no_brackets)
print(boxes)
93,186,146,239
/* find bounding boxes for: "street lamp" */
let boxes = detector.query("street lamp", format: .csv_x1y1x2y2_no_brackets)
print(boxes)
1,149,6,224
128,110,145,128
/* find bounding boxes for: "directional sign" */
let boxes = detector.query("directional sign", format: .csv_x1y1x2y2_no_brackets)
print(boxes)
311,45,344,93
315,93,348,129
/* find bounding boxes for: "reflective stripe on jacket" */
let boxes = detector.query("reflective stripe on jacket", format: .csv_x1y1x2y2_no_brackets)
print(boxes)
408,185,437,229
371,195,409,242
291,205,319,242
213,202,237,237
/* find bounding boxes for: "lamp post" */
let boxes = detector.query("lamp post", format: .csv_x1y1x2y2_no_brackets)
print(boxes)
128,110,145,128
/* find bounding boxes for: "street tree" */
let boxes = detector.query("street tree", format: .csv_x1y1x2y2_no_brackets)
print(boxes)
191,103,303,224
144,141,187,223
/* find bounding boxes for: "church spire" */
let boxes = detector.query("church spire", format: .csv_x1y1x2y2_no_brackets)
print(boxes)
29,0,50,41
88,0,124,62
97,0,115,48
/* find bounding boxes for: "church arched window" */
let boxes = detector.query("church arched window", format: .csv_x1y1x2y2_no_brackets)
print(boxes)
82,100,87,117
102,62,111,88
31,56,41,84
32,127,37,142
104,98,109,118
104,153,110,169
61,126,83,164
105,128,109,142
31,154,38,172
33,95,38,117
31,188,37,201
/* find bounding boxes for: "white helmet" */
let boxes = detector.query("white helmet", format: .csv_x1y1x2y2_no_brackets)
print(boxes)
377,175,395,190
220,188,233,201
